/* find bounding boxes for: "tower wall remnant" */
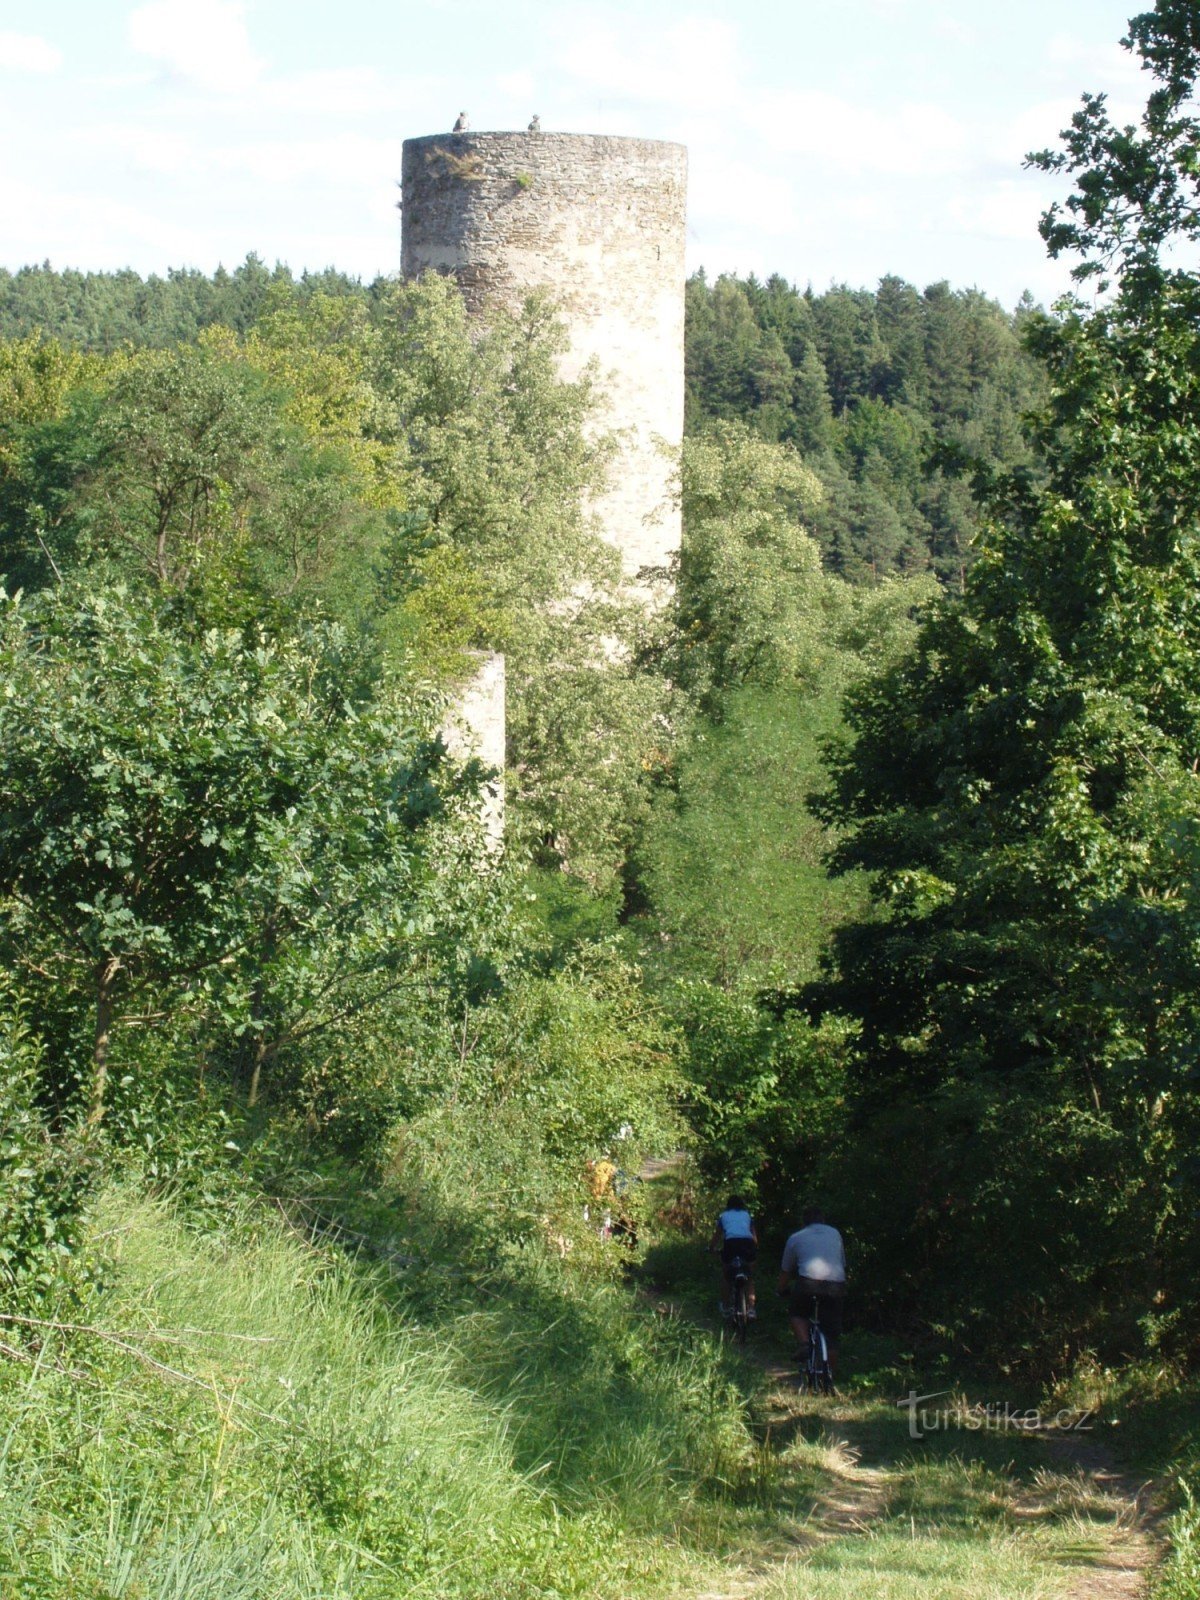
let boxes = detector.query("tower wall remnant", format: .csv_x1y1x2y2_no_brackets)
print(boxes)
401,131,687,582
439,650,505,851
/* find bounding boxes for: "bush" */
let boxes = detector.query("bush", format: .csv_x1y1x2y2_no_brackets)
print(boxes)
674,981,851,1219
0,994,88,1300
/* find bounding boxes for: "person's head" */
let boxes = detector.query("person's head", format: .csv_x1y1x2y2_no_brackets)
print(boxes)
802,1206,826,1226
727,1194,746,1212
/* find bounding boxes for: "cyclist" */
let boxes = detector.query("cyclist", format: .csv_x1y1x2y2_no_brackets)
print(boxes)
778,1206,846,1375
710,1194,758,1318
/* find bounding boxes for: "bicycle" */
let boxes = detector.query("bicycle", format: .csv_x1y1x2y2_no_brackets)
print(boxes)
798,1293,835,1395
725,1250,752,1349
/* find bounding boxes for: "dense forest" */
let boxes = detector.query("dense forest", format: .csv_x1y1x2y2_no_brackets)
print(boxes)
0,254,1043,587
3,3,1200,1596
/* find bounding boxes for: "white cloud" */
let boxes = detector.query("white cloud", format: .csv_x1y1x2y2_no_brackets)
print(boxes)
990,97,1080,168
92,124,197,175
947,179,1048,244
555,16,742,112
0,166,197,268
496,69,535,100
128,0,262,94
212,134,396,186
1043,32,1139,79
754,89,970,178
689,152,800,241
831,186,907,232
1038,32,1146,120
255,68,400,116
933,16,975,46
0,31,63,73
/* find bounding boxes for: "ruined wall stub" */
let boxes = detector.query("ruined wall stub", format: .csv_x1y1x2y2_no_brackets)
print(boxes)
439,650,506,852
401,131,687,584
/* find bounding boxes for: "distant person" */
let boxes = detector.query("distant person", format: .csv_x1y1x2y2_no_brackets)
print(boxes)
453,111,469,132
587,1156,617,1203
710,1194,758,1317
778,1206,846,1373
527,114,541,132
584,1156,617,1233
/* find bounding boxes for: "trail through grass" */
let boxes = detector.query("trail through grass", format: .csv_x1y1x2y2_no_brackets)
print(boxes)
665,1372,1160,1600
0,1179,1170,1599
634,1240,1163,1600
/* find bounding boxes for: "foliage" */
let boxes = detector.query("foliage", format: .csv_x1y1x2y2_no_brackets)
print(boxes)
0,337,394,628
0,271,672,892
671,420,934,707
635,687,866,986
0,254,381,351
0,332,96,440
402,949,682,1207
375,275,671,886
4,256,1045,596
0,583,463,1126
809,0,1200,1362
641,428,933,986
685,269,1044,586
0,987,88,1299
672,983,851,1214
671,421,824,699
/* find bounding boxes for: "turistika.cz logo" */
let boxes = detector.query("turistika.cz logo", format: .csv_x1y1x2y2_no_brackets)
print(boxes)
899,1390,1096,1440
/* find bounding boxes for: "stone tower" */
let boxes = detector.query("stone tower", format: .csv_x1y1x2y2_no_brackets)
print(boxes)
400,131,688,582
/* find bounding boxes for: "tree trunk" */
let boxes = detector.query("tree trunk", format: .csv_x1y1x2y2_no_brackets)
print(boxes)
88,956,122,1129
248,1034,267,1108
247,925,277,1109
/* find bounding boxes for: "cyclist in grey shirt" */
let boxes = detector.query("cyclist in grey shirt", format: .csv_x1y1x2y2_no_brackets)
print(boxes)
778,1207,847,1374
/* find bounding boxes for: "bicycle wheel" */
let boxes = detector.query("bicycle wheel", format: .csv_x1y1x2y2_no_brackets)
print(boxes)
732,1275,749,1349
813,1327,834,1395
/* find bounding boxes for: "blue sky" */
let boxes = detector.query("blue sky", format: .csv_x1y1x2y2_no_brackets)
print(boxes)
0,0,1147,307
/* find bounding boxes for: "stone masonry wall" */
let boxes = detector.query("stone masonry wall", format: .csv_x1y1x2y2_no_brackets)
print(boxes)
401,132,687,582
439,650,506,851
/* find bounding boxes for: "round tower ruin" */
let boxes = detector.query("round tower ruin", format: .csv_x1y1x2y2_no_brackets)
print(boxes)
400,131,687,583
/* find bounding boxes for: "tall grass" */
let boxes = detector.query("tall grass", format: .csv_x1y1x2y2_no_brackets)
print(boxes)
1049,1359,1200,1598
385,1100,757,1527
0,1183,753,1598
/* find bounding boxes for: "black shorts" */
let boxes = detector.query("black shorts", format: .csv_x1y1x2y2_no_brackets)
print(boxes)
721,1238,757,1269
788,1277,844,1339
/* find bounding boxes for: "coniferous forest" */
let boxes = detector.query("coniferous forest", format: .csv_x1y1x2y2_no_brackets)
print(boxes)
0,257,1043,587
4,4,1200,1597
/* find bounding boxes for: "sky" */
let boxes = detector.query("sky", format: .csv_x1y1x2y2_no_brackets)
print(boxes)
0,0,1151,309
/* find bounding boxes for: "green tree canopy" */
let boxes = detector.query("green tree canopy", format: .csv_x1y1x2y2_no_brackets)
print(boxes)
811,0,1200,1358
0,585,464,1126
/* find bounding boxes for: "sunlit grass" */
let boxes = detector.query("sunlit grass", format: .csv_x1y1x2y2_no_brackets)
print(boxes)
0,1187,730,1598
757,1522,1101,1600
0,1185,1166,1599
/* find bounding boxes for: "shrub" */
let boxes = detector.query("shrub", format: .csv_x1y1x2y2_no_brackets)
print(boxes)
0,993,88,1300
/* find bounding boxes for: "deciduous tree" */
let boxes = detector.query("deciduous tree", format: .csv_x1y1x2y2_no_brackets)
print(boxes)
813,0,1200,1357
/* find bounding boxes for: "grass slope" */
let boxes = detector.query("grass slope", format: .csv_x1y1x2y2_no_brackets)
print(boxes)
0,1187,745,1598
1,1177,1184,1600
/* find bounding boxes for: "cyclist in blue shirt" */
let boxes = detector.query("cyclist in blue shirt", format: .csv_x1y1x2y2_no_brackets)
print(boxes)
709,1195,759,1318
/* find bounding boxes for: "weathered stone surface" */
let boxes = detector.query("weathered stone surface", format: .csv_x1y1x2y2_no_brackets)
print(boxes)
439,650,505,850
401,131,687,583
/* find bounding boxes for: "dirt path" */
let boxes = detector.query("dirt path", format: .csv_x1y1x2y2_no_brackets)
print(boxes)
691,1337,1164,1600
634,1198,1165,1600
1032,1429,1161,1600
